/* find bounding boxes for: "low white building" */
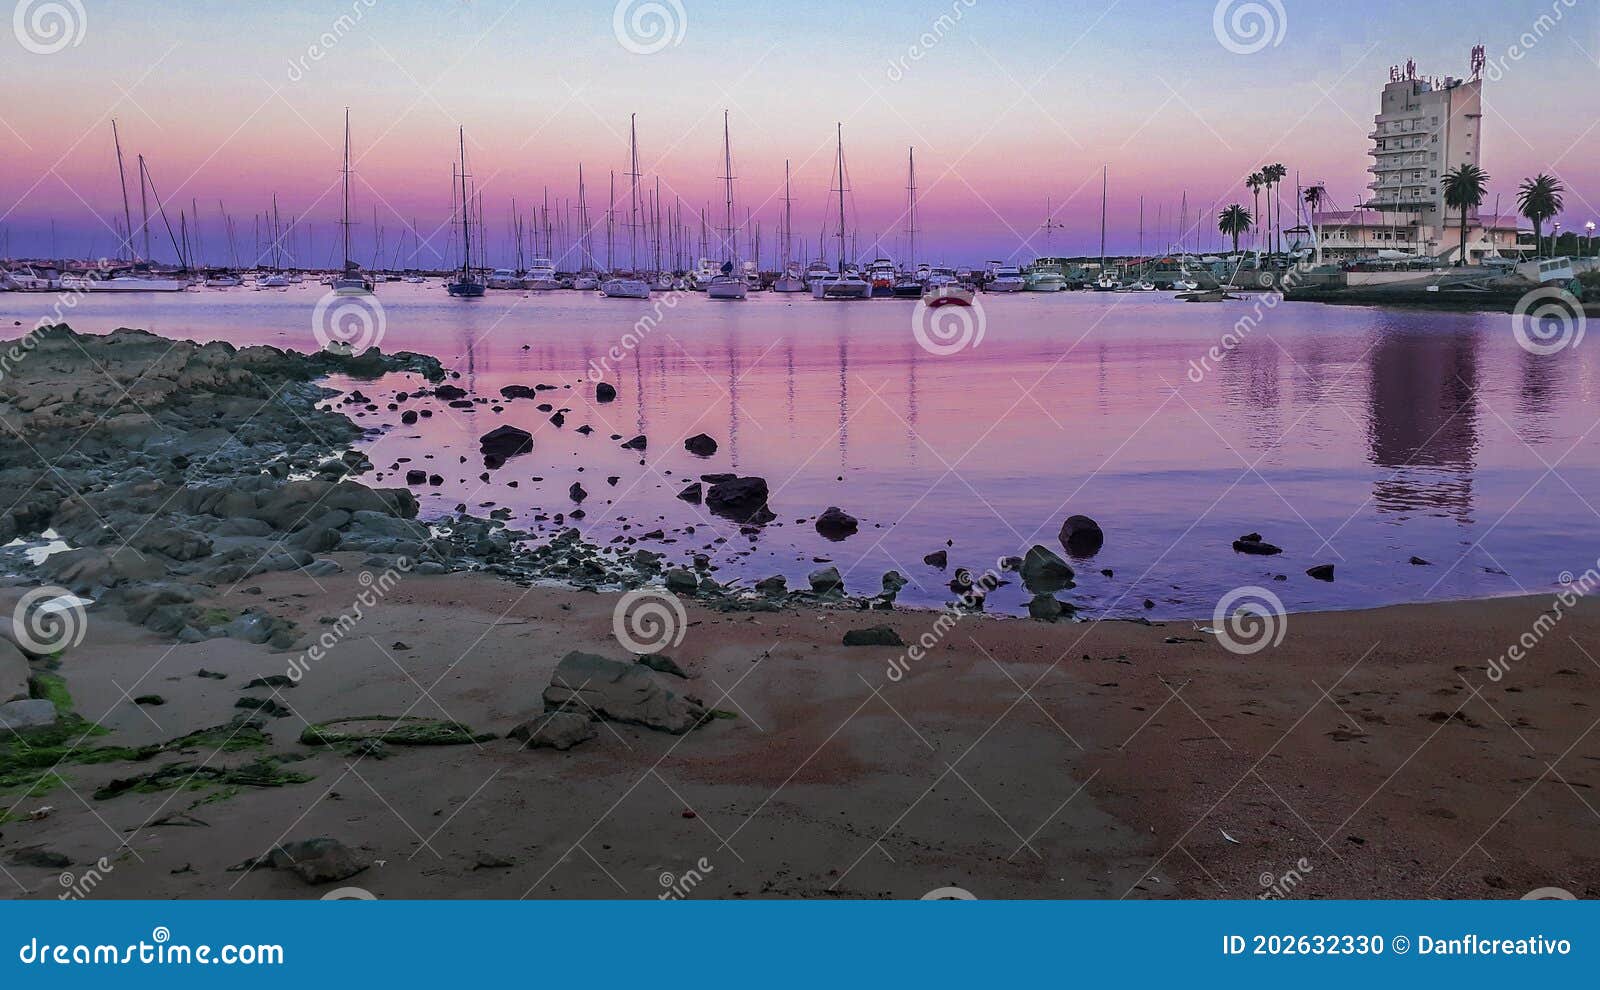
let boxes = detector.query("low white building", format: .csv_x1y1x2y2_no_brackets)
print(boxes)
1310,209,1525,264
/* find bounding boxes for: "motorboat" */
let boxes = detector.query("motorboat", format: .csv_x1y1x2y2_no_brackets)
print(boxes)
814,269,871,300
866,257,898,297
522,258,560,290
922,268,973,307
1024,266,1066,292
985,263,1025,292
771,264,807,293
204,271,243,287
487,268,523,290
573,271,600,291
85,274,189,292
600,276,651,299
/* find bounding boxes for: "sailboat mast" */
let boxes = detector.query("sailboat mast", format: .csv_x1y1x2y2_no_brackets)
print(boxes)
138,155,153,263
782,160,793,271
111,120,134,262
457,128,472,276
342,108,353,269
1098,165,1107,270
721,110,736,264
628,114,640,273
835,124,847,273
906,146,917,268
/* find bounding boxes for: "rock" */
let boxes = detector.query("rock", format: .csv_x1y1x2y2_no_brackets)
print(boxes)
542,651,706,734
500,384,539,399
400,410,418,425
479,425,534,460
1027,594,1067,621
0,699,59,733
1020,545,1075,594
405,469,427,485
508,710,597,751
843,625,904,647
268,838,370,885
436,384,468,400
676,482,703,504
1058,514,1104,557
569,482,587,503
684,433,718,457
923,550,948,569
754,575,787,597
596,382,617,402
814,506,859,541
133,694,166,706
620,435,648,451
705,476,774,525
244,674,295,690
1,639,28,703
664,568,699,595
1306,564,1335,582
1233,533,1283,556
634,654,689,679
1409,556,1432,566
808,566,843,595
881,571,908,595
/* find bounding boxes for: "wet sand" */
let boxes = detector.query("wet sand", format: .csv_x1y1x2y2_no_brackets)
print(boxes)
5,559,1597,900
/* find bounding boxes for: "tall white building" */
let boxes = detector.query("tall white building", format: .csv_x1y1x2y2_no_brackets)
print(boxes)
1314,52,1522,264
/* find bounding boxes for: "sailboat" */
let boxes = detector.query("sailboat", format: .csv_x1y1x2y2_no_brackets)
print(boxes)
332,110,375,295
90,123,187,292
601,115,652,299
1092,165,1121,291
573,165,601,289
447,127,486,298
891,149,925,298
770,161,806,293
813,124,870,300
707,111,748,301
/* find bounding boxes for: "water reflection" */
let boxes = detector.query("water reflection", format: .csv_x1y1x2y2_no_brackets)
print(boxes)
1367,329,1479,520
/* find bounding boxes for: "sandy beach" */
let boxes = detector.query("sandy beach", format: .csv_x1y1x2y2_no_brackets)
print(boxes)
2,326,1597,901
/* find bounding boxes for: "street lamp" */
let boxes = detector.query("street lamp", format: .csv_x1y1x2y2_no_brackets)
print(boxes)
1587,220,1597,257
1553,220,1562,257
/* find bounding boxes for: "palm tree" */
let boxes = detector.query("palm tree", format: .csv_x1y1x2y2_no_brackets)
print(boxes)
1441,164,1489,266
1517,174,1565,257
1246,172,1265,257
1264,163,1288,254
1218,205,1253,254
1302,184,1327,266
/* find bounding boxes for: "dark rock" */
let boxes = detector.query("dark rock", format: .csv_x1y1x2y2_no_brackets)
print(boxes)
1306,564,1335,582
508,711,596,751
843,625,904,647
569,482,587,503
479,425,534,460
7,846,71,869
814,506,858,541
596,382,617,402
808,566,843,596
542,651,706,733
620,435,647,451
664,569,699,595
677,483,702,503
1233,533,1283,556
754,575,787,597
1058,514,1104,557
706,476,774,525
436,384,467,400
405,470,427,485
636,654,690,678
400,410,418,425
684,433,718,457
923,550,948,569
268,838,370,885
1020,545,1075,594
500,384,539,399
1409,556,1432,566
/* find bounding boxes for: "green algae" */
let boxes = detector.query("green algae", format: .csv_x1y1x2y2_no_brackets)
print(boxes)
300,715,493,747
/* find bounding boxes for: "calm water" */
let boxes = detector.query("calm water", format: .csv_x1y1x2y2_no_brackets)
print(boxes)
5,282,1594,618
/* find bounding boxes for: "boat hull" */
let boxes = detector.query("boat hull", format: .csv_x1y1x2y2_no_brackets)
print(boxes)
600,279,652,299
447,281,486,298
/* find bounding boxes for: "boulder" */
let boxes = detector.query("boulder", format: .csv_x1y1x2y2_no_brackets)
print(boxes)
676,483,703,504
923,550,948,569
542,651,706,734
435,384,468,400
1020,545,1075,594
1,639,29,703
808,566,844,596
267,838,370,885
1058,514,1104,557
479,426,534,460
814,506,859,541
664,569,699,595
569,482,587,503
500,384,539,400
0,699,59,734
400,410,418,425
620,435,648,451
596,382,617,402
508,711,596,751
1027,594,1067,621
754,575,787,597
1306,564,1335,582
684,433,718,457
706,476,774,525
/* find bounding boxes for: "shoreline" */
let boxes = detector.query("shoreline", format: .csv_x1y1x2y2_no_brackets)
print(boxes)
2,326,1596,900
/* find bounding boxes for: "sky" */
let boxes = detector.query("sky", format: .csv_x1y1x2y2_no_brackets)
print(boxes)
1,0,1597,266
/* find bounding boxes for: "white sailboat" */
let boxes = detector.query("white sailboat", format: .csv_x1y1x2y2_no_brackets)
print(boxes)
707,112,748,301
94,122,188,292
771,160,806,293
813,124,870,300
332,109,375,295
601,114,652,299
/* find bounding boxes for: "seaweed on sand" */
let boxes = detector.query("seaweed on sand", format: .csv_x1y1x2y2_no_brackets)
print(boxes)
300,715,493,747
